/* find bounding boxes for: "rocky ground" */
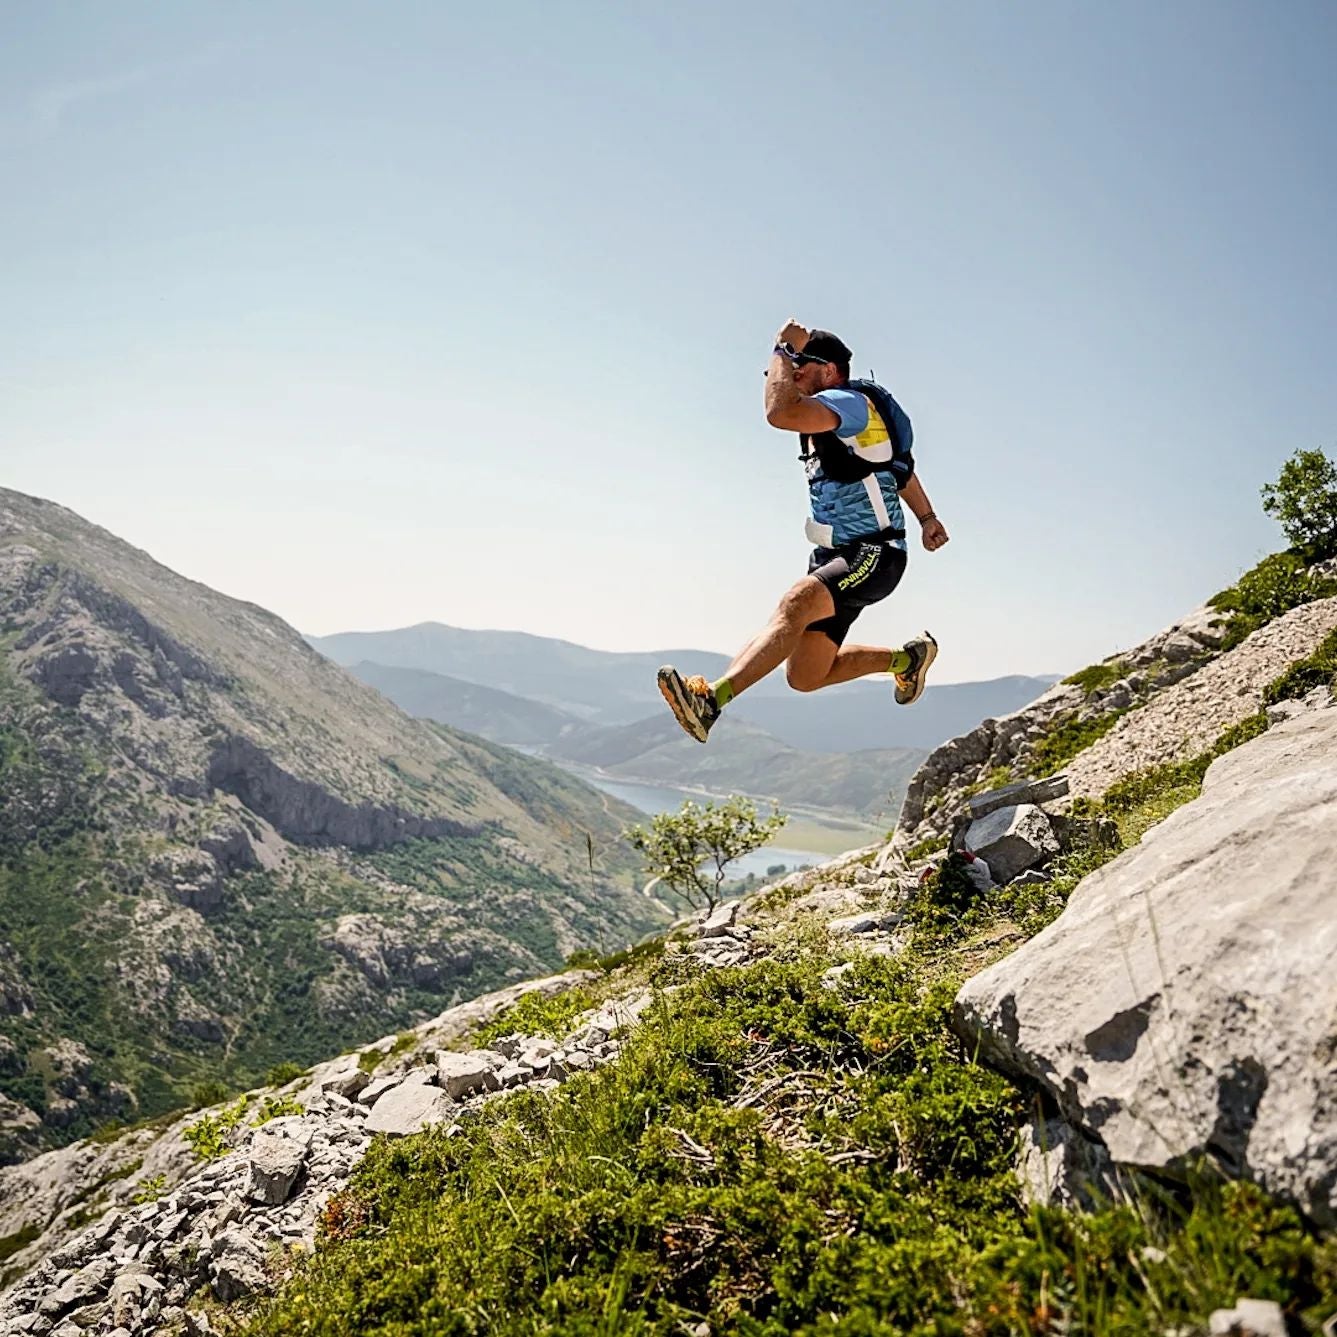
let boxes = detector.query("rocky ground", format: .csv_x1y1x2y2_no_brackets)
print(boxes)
894,588,1337,850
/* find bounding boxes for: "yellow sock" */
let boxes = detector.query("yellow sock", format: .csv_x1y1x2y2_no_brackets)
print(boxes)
889,649,911,675
712,677,735,708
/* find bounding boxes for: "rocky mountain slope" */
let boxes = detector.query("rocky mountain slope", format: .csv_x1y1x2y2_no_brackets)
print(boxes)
3,547,1335,1333
309,623,1056,752
0,490,663,1164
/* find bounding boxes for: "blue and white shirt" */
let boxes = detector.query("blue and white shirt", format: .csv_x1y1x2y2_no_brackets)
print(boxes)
804,389,907,549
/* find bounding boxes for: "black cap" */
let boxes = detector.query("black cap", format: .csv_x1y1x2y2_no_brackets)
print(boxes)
804,329,852,379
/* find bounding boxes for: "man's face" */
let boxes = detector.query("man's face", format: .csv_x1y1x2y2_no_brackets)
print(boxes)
792,359,840,396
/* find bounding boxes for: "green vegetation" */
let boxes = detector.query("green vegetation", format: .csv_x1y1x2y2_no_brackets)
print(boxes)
131,1173,168,1205
183,1097,252,1161
244,950,1336,1336
1062,658,1128,696
1028,708,1129,778
625,796,788,913
252,1093,304,1125
266,1062,308,1087
1208,551,1337,650
1261,446,1337,561
1262,626,1337,705
474,985,599,1046
358,1033,419,1075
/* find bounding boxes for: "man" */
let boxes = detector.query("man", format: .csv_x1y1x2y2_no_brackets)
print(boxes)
658,318,949,743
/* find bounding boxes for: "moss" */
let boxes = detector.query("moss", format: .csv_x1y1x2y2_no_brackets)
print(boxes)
0,1223,39,1264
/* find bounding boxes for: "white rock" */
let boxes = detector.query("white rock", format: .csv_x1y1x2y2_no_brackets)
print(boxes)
435,1052,496,1099
956,708,1337,1225
963,803,1059,883
246,1131,308,1206
362,1076,455,1138
1208,1297,1287,1336
699,901,740,937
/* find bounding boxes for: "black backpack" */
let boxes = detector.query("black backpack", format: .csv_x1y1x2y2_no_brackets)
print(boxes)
801,378,915,489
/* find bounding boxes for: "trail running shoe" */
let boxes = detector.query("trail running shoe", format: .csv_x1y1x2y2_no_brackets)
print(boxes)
894,631,938,706
657,666,721,743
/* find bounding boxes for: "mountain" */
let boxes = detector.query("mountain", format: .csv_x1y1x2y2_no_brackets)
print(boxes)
347,662,585,746
339,661,923,820
544,712,924,821
309,623,1056,752
0,490,662,1164
3,549,1335,1323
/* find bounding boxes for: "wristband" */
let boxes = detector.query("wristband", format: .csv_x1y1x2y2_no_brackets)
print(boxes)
918,511,937,524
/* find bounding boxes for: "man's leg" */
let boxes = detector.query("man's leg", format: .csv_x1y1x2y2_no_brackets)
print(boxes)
718,576,836,697
656,577,834,742
785,637,903,692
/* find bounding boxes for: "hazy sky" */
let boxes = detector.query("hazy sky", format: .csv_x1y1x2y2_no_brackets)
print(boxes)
4,2,1335,683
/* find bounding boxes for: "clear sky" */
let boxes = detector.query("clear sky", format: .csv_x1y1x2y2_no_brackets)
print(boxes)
4,2,1335,682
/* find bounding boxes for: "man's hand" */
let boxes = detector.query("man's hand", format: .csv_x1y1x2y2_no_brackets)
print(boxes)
774,317,810,352
921,516,949,551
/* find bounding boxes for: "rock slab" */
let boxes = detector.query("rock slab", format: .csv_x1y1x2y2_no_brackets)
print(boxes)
956,706,1337,1224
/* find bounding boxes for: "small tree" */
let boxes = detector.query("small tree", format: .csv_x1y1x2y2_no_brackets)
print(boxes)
1261,447,1337,561
624,796,787,914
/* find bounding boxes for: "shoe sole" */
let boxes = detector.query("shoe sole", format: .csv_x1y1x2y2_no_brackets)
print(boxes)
896,632,938,706
657,667,709,743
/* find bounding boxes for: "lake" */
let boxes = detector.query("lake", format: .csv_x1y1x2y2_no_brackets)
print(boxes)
580,774,840,881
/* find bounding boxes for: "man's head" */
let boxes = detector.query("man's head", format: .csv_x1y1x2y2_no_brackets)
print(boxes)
791,328,852,394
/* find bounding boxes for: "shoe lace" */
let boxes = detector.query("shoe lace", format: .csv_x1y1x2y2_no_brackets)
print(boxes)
683,674,712,698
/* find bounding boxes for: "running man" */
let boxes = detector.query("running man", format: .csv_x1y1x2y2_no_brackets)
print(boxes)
659,318,949,743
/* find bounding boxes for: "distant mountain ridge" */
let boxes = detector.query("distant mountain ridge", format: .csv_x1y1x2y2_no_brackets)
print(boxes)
309,623,1057,753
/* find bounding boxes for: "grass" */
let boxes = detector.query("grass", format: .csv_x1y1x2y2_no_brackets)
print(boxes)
240,947,1337,1336
1062,659,1128,696
1208,551,1337,649
1261,625,1337,705
1028,708,1130,778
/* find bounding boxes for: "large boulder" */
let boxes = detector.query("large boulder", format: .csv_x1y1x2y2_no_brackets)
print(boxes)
955,706,1337,1224
962,803,1059,883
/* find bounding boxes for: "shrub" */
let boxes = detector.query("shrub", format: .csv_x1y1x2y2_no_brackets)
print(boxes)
1209,551,1337,649
182,1097,249,1161
624,796,787,913
1261,446,1337,561
1063,659,1128,695
265,1062,307,1087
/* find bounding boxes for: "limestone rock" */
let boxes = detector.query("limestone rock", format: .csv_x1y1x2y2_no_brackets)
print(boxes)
699,901,739,937
1207,1298,1287,1337
246,1131,308,1206
966,774,1069,821
956,707,1337,1225
962,804,1058,884
827,910,904,936
1015,1114,1116,1211
362,1074,454,1137
435,1052,496,1100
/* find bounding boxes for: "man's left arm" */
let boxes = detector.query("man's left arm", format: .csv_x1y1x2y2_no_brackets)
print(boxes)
900,473,949,551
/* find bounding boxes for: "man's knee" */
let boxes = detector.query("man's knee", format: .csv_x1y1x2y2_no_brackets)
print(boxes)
785,661,827,693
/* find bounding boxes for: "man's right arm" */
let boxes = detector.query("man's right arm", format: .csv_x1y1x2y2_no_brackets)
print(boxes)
900,473,949,551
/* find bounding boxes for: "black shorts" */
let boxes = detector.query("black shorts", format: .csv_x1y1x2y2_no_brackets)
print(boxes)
806,541,907,646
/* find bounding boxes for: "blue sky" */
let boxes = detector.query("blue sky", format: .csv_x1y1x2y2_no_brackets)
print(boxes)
3,2,1335,682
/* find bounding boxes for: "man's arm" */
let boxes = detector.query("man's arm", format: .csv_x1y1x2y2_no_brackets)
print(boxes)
899,473,949,551
763,319,840,433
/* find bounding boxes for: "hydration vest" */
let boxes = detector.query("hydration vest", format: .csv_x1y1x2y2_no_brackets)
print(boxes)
801,378,915,548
